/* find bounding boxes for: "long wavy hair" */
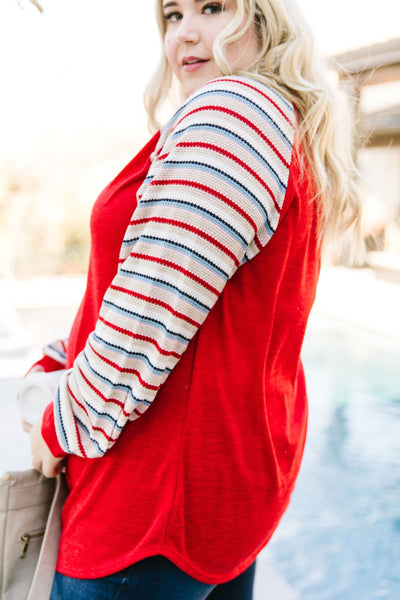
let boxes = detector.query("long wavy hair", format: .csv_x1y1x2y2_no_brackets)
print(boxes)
144,0,364,261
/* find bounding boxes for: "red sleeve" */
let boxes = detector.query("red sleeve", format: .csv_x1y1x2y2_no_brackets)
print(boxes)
26,355,67,375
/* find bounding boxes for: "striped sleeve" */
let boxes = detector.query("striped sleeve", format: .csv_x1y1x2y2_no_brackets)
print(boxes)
42,338,68,367
27,338,68,375
52,76,296,458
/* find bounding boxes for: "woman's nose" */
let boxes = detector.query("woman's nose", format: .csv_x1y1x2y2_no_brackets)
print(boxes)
176,18,200,44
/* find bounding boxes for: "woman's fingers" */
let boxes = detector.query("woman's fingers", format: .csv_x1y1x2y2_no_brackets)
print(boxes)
22,419,33,433
39,455,65,478
30,416,65,478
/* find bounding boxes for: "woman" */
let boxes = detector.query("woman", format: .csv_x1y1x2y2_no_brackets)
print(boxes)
29,0,363,598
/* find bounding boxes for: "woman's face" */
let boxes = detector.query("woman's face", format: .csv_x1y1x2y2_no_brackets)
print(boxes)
162,0,260,97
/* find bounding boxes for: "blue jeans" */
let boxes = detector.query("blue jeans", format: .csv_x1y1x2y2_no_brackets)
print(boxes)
50,555,256,600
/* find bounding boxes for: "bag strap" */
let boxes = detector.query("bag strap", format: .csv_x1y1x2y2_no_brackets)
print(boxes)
27,474,68,600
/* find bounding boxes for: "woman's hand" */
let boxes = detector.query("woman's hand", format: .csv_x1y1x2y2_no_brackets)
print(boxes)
30,416,65,478
22,419,33,433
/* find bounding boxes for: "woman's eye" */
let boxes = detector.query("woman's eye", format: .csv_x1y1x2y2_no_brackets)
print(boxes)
203,3,224,15
163,11,182,23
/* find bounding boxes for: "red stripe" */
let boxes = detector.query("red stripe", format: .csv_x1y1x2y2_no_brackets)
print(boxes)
176,140,281,213
129,251,219,297
66,380,88,457
110,284,201,328
221,78,294,127
255,235,263,252
68,378,88,418
154,146,164,160
73,422,87,457
130,216,240,267
150,178,258,235
88,340,159,391
91,425,117,442
179,105,289,169
69,370,120,443
78,360,127,413
98,315,181,359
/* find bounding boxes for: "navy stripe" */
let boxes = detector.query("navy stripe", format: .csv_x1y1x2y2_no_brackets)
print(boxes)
74,365,125,430
123,234,231,280
47,343,67,361
172,123,288,192
75,416,106,456
217,76,294,111
191,87,293,147
167,76,293,129
83,349,153,407
92,332,170,376
54,387,69,451
102,298,192,344
162,160,276,234
138,197,250,248
118,270,210,314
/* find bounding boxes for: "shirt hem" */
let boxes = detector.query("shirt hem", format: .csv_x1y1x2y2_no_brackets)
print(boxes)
55,539,267,585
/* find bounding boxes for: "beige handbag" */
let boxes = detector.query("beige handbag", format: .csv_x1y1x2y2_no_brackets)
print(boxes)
0,469,68,600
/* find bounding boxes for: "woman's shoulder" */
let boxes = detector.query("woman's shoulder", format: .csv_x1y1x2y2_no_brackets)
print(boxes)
191,75,294,114
163,75,296,147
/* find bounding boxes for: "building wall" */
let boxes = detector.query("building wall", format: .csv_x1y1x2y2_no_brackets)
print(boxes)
358,144,400,252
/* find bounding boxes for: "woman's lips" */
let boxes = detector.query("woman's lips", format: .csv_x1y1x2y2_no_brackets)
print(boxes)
181,57,209,72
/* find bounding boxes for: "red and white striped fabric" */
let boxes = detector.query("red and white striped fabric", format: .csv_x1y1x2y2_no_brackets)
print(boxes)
51,76,296,457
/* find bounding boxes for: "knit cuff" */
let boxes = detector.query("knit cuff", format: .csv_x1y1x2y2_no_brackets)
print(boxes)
41,402,68,458
26,355,66,376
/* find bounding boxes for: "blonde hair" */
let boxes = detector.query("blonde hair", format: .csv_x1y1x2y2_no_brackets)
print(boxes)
144,0,364,262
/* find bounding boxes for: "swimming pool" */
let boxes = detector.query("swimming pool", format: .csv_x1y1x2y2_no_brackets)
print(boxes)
265,313,400,599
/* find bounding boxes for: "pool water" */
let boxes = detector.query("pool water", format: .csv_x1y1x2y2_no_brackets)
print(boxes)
266,313,400,600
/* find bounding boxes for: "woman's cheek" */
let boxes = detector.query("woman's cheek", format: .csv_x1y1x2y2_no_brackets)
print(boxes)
164,38,174,67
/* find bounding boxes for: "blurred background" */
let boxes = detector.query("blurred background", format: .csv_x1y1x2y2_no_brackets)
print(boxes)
0,0,399,278
0,1,399,599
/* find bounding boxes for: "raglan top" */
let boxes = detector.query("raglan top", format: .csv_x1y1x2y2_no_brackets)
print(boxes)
38,75,321,583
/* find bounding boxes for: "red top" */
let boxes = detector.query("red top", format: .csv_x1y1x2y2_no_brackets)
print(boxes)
39,118,320,583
